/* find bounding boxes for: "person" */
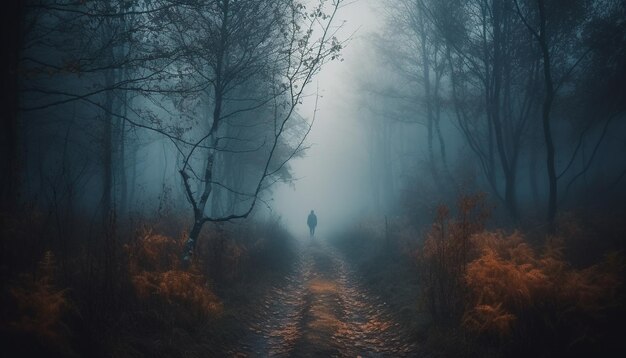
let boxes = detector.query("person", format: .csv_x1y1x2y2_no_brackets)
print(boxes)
307,210,317,238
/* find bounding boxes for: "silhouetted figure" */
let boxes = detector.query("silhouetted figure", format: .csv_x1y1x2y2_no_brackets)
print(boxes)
307,210,317,237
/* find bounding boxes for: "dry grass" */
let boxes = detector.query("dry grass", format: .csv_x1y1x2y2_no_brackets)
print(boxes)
463,231,623,339
127,227,223,317
7,251,72,353
414,194,625,356
1,206,297,356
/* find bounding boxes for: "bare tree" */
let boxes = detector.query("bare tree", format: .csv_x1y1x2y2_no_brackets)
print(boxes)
157,0,345,263
417,0,541,219
513,0,622,223
0,2,24,211
19,0,179,223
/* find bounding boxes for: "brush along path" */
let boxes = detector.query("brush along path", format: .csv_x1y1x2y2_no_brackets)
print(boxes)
235,239,419,357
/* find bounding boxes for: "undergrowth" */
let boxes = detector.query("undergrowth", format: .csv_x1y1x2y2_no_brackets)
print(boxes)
334,193,625,357
417,194,625,357
0,208,295,357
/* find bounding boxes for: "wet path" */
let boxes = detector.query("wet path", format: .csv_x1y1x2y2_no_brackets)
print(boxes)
235,239,419,357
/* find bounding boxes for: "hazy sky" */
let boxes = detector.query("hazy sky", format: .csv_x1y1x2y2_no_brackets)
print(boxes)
272,0,384,237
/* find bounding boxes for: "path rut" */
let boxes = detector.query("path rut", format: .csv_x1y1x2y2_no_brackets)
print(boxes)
235,239,419,357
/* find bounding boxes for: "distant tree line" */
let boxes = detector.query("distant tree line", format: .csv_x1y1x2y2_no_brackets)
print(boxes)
362,0,625,225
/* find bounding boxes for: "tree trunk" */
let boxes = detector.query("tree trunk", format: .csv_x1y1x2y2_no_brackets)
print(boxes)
537,0,557,225
181,133,219,264
183,217,204,263
529,141,540,210
418,7,440,187
118,108,128,218
491,2,518,219
0,1,24,212
543,91,556,224
102,69,115,223
433,67,450,181
181,0,230,263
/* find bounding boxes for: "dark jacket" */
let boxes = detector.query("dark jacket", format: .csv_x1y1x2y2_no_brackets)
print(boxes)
307,213,317,228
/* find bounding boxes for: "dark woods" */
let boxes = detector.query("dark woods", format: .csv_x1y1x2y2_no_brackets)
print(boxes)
1,0,343,356
1,0,625,357
358,0,626,225
334,0,625,357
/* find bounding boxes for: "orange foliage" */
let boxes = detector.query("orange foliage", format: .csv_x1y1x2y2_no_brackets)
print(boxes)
127,227,222,317
9,251,70,347
131,269,222,316
418,194,623,345
127,227,183,272
418,193,490,323
463,231,623,336
462,303,516,335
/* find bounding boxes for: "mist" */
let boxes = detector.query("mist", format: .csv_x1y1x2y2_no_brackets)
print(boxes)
2,0,625,357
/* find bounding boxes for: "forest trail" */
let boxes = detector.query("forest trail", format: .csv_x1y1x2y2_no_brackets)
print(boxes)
234,239,419,357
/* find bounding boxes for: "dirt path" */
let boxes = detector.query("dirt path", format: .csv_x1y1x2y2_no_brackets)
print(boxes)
235,239,419,357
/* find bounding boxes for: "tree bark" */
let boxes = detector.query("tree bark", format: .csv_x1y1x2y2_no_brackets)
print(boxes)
102,69,115,223
0,1,24,211
181,0,230,263
418,6,440,187
491,2,518,218
537,0,557,225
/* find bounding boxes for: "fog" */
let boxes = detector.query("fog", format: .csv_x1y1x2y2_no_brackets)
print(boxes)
2,1,625,356
274,1,416,237
273,1,425,236
273,0,378,236
10,0,624,238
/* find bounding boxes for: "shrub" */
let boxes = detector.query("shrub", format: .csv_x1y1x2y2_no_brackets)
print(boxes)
417,193,490,325
417,194,624,355
464,231,623,344
6,251,72,354
126,227,222,317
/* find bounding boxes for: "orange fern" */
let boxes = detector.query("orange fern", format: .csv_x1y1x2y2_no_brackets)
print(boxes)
9,251,70,347
463,231,623,337
127,230,222,316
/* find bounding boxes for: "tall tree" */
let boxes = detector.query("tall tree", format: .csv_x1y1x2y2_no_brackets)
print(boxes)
159,0,345,263
421,0,539,218
0,1,25,211
513,0,620,223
